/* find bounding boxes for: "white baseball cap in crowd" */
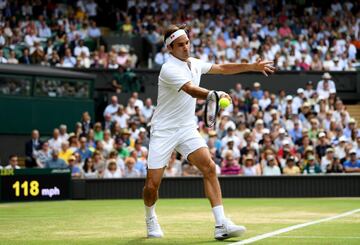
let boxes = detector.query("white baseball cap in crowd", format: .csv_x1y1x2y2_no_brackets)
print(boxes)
279,128,286,134
286,95,293,101
318,132,326,138
339,136,347,142
254,82,261,87
282,139,290,145
349,149,357,154
255,119,264,125
263,128,270,134
297,88,305,94
322,72,332,79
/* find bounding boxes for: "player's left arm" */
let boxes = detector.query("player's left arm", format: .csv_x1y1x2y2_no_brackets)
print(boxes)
207,59,275,76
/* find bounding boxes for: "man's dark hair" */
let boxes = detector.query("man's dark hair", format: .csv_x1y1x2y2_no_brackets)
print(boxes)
9,154,17,160
163,24,188,47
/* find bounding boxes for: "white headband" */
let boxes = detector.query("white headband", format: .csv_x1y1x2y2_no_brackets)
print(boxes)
165,29,187,46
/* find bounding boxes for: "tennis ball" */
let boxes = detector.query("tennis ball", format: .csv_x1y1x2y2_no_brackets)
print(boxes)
219,98,231,109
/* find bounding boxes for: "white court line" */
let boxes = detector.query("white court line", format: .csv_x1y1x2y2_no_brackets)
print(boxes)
277,235,360,239
230,208,360,245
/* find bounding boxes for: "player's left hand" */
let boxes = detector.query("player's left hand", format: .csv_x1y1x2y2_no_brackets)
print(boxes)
255,58,276,77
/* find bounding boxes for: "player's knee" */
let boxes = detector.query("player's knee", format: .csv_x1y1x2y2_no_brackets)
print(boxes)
144,180,159,194
202,160,217,178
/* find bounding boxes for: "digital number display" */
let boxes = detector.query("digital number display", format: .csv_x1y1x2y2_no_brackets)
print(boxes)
0,169,71,202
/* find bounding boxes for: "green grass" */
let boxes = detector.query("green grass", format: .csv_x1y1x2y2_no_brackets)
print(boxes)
0,198,359,244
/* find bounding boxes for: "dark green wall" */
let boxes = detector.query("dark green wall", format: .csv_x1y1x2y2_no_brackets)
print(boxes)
0,97,94,135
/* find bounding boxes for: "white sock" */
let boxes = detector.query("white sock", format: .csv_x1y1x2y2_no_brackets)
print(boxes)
145,204,156,219
212,205,225,226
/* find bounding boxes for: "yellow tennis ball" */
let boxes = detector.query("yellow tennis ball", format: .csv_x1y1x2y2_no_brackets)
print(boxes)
219,98,231,108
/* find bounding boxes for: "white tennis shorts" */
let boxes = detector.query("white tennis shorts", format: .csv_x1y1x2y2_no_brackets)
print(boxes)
147,126,208,169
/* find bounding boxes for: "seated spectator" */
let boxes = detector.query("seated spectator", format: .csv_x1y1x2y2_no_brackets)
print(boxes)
164,152,182,177
92,150,106,174
58,141,73,164
74,39,90,57
45,149,68,169
123,157,140,177
35,141,52,168
103,160,122,178
221,150,243,175
103,95,119,117
321,148,335,173
182,161,202,176
283,156,301,175
263,155,281,176
343,149,360,173
251,82,264,100
5,154,20,169
93,122,104,141
221,139,240,162
242,154,261,176
18,47,32,64
316,72,336,100
154,47,169,67
77,136,92,161
82,157,98,179
303,155,322,174
68,155,81,178
326,154,344,173
48,128,63,151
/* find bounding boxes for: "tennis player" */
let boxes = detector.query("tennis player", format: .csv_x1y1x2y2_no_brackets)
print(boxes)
144,24,275,240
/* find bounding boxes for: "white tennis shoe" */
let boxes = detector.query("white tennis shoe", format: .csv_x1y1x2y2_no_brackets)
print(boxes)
214,218,246,240
146,216,164,238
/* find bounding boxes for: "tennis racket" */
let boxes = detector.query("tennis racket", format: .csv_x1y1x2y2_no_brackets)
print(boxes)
204,90,220,128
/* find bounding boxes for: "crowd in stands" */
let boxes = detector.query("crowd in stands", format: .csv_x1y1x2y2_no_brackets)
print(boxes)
0,1,359,71
3,75,360,178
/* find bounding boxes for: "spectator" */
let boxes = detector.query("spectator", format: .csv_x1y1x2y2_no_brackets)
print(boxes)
48,128,63,151
221,150,242,175
34,141,52,168
242,154,261,176
68,155,81,178
316,73,336,99
74,39,90,57
283,156,301,175
303,155,322,174
82,157,98,179
251,82,264,100
58,141,73,164
103,160,122,178
321,148,335,173
5,154,20,169
182,161,202,176
123,157,140,177
164,151,182,177
343,149,360,173
263,155,281,176
25,129,43,168
141,98,155,123
326,155,344,173
154,47,169,67
45,149,68,169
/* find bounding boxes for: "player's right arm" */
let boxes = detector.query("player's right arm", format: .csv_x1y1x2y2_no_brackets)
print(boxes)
181,82,231,101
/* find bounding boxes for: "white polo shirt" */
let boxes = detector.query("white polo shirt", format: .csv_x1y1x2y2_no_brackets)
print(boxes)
151,54,212,130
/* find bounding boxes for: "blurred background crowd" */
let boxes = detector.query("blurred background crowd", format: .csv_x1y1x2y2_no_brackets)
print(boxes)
4,74,359,178
0,0,358,70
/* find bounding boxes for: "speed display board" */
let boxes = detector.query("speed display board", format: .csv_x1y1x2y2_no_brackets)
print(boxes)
0,168,71,202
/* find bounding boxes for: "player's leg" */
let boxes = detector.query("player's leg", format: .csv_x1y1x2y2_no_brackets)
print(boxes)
143,168,165,209
143,168,165,238
188,147,246,240
187,147,222,206
144,128,177,238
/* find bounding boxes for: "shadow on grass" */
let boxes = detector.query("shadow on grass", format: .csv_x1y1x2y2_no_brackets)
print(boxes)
125,237,241,245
